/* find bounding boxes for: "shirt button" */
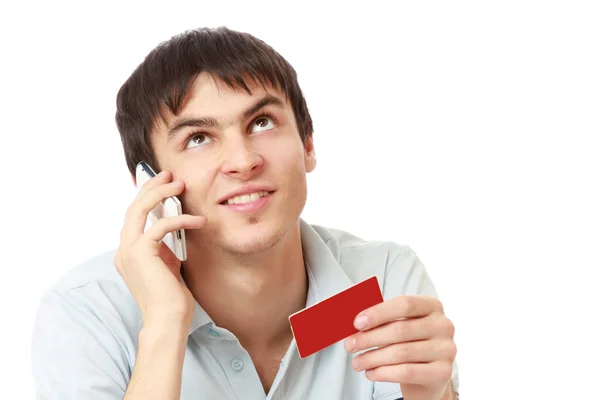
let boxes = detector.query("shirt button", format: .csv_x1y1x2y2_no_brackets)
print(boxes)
231,358,244,371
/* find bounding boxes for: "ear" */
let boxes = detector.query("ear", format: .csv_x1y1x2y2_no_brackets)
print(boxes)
304,134,316,173
131,173,137,187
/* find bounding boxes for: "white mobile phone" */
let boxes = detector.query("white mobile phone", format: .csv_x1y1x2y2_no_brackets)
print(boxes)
135,161,187,261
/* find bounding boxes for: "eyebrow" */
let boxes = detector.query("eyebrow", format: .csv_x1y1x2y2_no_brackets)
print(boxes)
167,95,285,141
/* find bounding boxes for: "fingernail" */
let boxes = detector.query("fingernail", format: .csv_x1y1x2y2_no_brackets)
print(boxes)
354,314,369,330
345,336,356,352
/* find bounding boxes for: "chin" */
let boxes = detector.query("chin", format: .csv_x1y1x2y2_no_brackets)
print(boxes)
220,217,289,256
221,231,285,256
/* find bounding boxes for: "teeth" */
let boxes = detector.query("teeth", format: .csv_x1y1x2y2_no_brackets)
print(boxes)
226,191,270,205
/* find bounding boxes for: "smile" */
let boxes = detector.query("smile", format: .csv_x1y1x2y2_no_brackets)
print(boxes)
218,190,275,215
221,191,274,205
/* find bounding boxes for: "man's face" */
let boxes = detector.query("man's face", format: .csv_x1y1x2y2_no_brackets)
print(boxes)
151,73,316,255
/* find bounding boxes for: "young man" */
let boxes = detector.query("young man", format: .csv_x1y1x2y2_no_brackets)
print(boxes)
31,27,459,400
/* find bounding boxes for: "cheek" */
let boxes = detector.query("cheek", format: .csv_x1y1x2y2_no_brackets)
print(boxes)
270,143,309,197
266,135,306,170
174,169,215,214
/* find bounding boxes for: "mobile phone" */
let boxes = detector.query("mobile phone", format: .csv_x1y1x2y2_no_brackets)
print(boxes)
135,161,187,261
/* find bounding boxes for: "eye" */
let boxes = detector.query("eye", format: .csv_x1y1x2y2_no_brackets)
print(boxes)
251,116,275,133
185,132,213,149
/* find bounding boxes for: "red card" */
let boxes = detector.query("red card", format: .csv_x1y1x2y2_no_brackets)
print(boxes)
289,276,384,358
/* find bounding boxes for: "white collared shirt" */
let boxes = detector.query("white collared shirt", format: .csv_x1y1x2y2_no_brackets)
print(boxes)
32,219,459,399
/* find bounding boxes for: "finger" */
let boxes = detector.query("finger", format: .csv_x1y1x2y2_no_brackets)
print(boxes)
134,170,172,200
121,180,185,245
144,214,206,243
354,295,443,331
346,314,447,352
351,339,457,372
363,360,453,386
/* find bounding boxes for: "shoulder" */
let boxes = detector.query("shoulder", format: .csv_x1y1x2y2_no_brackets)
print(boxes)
310,223,412,265
47,249,123,291
309,223,438,298
32,250,135,396
36,249,140,335
43,249,133,308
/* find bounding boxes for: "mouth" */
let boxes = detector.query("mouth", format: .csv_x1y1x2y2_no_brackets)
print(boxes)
219,190,275,206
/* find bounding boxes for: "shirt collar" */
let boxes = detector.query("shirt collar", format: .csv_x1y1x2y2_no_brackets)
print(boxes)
185,218,354,336
188,298,213,336
299,219,354,306
178,275,212,336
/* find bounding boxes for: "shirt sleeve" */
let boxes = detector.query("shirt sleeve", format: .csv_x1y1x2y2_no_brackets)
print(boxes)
31,287,131,399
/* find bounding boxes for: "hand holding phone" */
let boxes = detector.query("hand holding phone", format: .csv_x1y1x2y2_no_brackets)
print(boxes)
136,161,187,261
115,164,206,328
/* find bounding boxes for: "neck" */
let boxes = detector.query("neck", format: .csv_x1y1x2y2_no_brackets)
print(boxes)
181,223,307,348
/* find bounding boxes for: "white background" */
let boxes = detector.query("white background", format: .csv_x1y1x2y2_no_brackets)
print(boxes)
1,0,599,398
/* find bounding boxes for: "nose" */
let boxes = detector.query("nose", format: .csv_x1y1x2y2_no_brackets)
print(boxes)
219,135,264,179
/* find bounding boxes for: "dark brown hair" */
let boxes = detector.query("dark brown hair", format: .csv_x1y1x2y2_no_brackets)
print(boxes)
115,26,313,175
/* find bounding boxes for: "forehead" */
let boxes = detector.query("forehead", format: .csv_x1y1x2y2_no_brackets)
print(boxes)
177,73,288,119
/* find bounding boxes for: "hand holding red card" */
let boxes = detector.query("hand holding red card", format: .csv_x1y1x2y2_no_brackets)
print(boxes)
344,295,457,400
289,276,383,359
